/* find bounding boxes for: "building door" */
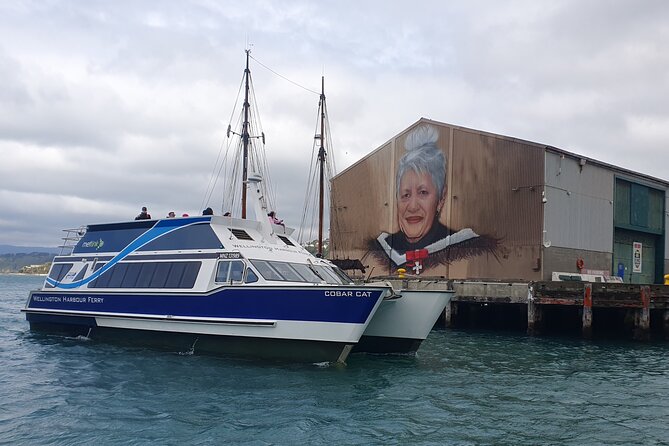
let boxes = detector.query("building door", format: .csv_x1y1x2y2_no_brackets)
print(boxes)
613,229,656,284
613,178,665,284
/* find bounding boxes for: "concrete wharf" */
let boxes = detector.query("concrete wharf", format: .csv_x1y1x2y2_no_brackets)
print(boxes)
383,278,669,340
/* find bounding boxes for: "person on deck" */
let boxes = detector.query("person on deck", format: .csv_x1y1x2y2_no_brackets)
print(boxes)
135,206,151,220
268,211,284,227
202,207,214,216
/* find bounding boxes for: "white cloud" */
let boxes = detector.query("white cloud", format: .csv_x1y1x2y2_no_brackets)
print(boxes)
0,0,667,247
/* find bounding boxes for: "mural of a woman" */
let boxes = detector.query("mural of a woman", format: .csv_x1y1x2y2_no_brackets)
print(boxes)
373,125,499,272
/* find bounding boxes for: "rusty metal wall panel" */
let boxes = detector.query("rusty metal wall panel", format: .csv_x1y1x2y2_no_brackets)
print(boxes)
544,152,614,252
330,142,394,263
450,129,544,246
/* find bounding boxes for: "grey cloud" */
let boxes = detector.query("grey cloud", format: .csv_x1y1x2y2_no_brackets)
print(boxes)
0,0,667,248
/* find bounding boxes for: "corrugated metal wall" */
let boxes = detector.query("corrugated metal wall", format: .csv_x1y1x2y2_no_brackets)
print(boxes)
544,152,614,252
330,142,394,263
451,129,544,246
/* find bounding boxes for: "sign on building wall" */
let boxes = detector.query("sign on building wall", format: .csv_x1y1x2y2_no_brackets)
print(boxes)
632,242,642,273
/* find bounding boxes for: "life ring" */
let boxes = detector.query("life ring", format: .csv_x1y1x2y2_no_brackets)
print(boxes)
576,258,584,270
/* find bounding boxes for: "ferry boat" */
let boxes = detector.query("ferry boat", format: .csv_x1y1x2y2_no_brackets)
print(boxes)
23,175,393,364
23,50,452,362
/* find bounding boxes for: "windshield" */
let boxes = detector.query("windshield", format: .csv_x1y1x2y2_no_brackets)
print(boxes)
249,259,347,285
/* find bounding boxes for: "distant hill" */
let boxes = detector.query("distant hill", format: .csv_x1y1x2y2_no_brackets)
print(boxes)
0,252,55,273
0,244,60,255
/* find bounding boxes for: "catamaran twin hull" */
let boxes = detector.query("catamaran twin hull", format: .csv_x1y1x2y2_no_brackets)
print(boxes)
24,285,388,363
354,289,452,354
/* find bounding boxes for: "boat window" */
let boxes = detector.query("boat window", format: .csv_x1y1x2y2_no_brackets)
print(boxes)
245,268,259,284
107,263,129,288
165,262,187,288
135,262,157,287
73,264,89,282
89,261,201,289
291,263,323,283
150,263,172,288
45,263,74,287
121,262,142,288
215,260,245,283
91,266,113,288
313,265,345,284
270,262,303,282
180,262,201,287
48,263,74,281
331,266,354,284
250,260,284,281
230,228,254,241
277,235,295,246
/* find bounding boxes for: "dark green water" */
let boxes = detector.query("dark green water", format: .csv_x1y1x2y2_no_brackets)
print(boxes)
1,274,668,445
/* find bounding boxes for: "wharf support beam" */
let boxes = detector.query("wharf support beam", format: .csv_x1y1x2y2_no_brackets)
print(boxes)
633,286,651,341
582,283,593,339
527,285,542,336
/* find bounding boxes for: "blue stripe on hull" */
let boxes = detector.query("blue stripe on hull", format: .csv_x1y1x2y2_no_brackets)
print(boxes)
27,288,383,324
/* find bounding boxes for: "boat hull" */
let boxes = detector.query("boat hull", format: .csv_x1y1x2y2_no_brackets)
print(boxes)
354,290,453,354
26,316,354,363
24,286,387,363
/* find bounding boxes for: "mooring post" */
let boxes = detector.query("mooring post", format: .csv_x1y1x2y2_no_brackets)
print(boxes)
633,286,651,341
443,301,453,327
582,283,593,339
527,285,540,336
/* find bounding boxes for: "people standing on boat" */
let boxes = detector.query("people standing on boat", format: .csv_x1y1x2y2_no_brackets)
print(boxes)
268,211,284,227
202,207,214,216
167,211,176,218
135,206,151,220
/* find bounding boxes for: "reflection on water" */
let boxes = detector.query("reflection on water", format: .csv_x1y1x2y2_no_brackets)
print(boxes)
1,274,668,445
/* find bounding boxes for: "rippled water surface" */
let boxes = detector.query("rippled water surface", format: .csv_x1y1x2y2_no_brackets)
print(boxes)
1,274,668,445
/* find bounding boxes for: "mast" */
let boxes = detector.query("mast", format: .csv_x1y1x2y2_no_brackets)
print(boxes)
317,76,326,257
241,49,251,219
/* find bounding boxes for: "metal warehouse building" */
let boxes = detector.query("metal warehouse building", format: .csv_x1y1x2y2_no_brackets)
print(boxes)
330,118,668,284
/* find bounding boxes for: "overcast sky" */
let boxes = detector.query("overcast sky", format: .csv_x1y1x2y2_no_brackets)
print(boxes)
1,0,667,247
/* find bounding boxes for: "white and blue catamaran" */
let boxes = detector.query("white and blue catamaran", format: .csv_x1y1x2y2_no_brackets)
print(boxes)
23,50,451,363
23,173,393,363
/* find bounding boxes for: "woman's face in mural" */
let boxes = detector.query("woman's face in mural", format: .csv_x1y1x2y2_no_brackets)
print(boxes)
398,169,444,243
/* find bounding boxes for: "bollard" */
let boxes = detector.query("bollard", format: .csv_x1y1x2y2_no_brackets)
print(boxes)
664,274,669,285
397,268,406,279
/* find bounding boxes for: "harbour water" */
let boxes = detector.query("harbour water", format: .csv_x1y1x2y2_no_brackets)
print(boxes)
1,274,668,445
